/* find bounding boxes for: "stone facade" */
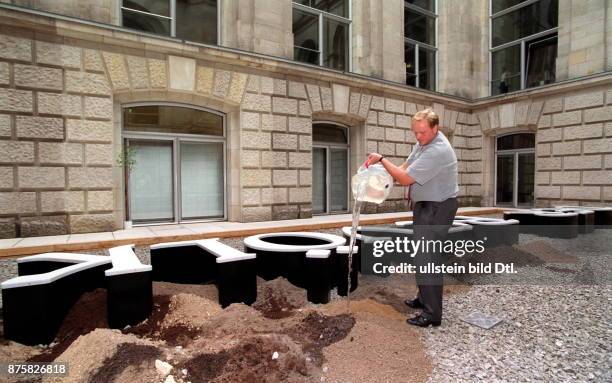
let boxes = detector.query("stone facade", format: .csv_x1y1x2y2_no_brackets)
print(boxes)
0,3,610,238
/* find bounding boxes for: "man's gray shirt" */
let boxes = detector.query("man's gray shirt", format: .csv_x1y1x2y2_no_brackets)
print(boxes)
406,131,459,202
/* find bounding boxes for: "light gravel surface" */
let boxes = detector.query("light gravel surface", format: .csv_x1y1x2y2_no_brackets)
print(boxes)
0,226,610,382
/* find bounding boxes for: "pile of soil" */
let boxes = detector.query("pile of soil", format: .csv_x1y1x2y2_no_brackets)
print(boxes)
0,276,443,382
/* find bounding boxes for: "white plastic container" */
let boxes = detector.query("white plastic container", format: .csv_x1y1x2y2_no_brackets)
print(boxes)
351,163,393,204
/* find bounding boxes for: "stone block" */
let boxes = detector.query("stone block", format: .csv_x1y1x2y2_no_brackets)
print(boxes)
84,50,104,72
538,157,562,170
299,100,312,117
261,151,287,168
306,84,322,112
227,73,248,104
18,166,65,188
272,133,297,150
41,191,85,213
243,206,272,222
149,59,168,88
537,143,551,156
262,114,287,132
0,218,16,239
378,142,395,156
542,98,563,114
272,97,298,115
242,131,271,150
0,114,11,137
241,150,260,168
299,170,311,186
261,188,288,205
0,141,34,163
20,216,68,237
299,135,311,151
0,166,13,188
320,87,332,110
69,214,115,233
0,34,32,61
0,192,36,214
66,70,111,95
242,169,271,187
396,143,410,157
39,142,83,165
367,125,384,140
563,186,601,200
87,190,114,212
289,187,311,203
537,128,562,142
246,75,259,93
536,186,561,199
0,89,33,112
13,64,64,90
16,116,64,139
0,62,8,85
405,130,416,144
288,152,311,168
126,56,149,89
37,92,82,117
84,97,112,119
564,124,603,140
243,94,272,112
538,115,551,128
466,162,482,173
212,70,231,98
385,98,404,114
565,91,604,110
552,141,581,156
260,77,274,95
36,41,81,69
385,128,404,142
461,149,482,161
462,173,482,185
288,117,311,134
563,155,602,170
551,171,580,185
103,52,130,90
242,188,260,206
583,138,612,153
378,112,395,127
85,144,113,165
288,82,307,99
396,115,410,129
370,96,384,111
68,167,113,188
536,171,550,185
349,92,361,115
553,111,582,127
273,79,287,96
582,170,612,185
271,205,299,220
359,95,372,118
66,119,113,142
242,112,261,131
584,106,612,123
332,84,349,114
273,169,298,186
196,66,214,94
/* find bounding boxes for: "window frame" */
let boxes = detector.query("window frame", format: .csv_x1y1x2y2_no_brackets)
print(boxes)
292,1,352,72
121,102,227,225
489,0,558,95
120,0,220,45
494,132,535,208
312,122,350,215
404,0,438,91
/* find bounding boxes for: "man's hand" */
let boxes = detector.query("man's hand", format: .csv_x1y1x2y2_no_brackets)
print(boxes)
367,152,383,165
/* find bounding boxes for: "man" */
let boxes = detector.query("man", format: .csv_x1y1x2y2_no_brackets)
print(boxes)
366,108,459,327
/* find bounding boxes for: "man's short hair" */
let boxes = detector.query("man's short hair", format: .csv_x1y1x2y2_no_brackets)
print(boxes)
412,108,439,128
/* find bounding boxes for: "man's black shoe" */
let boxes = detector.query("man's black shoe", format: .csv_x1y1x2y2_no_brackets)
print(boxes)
406,314,441,328
404,298,424,309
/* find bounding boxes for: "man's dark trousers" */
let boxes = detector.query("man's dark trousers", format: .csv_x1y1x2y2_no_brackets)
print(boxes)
412,198,458,322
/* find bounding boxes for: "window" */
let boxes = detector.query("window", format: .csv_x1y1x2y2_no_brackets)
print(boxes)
404,0,437,91
312,123,349,214
490,0,558,95
122,104,225,224
495,133,535,207
292,1,351,71
121,0,218,45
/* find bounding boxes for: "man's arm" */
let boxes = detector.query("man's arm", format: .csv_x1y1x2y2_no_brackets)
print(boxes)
367,153,415,186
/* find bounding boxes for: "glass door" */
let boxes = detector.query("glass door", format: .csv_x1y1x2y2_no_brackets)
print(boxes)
496,154,514,206
329,148,348,211
517,152,535,206
180,141,224,220
312,147,327,214
495,133,535,207
127,139,175,223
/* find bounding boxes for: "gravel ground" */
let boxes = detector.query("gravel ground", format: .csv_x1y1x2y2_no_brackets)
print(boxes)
0,225,610,382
